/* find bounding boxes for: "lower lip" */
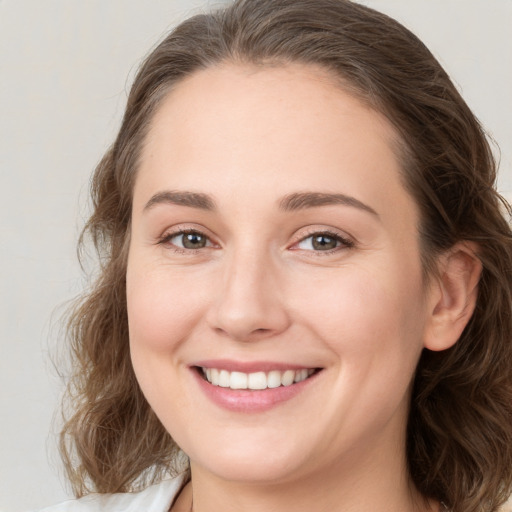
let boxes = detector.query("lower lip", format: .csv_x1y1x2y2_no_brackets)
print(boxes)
192,369,320,413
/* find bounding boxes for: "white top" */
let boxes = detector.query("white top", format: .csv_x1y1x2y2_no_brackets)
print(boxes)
34,473,188,512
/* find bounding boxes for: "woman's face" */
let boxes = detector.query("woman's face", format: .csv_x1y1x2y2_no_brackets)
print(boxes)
127,64,433,485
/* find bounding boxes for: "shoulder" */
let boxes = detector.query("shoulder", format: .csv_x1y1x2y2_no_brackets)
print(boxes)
33,473,188,512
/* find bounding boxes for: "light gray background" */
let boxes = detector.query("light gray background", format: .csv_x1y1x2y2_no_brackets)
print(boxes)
1,1,511,511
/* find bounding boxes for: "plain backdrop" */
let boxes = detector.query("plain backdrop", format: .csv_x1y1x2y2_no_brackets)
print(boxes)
1,1,511,511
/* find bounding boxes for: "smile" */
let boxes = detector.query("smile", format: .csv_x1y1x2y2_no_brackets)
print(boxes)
200,367,317,390
192,363,323,412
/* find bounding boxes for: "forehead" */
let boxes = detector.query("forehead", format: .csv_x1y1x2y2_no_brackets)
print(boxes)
135,63,416,228
143,63,395,159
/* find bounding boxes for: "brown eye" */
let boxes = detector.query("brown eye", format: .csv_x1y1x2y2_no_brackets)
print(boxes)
181,232,207,249
311,234,338,250
295,232,353,253
167,231,211,250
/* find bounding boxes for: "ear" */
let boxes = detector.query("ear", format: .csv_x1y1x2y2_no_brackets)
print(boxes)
424,242,482,352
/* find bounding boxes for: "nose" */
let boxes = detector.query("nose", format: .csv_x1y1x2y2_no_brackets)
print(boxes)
206,249,291,342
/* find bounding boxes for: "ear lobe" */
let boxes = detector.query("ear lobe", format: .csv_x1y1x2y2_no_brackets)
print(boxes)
424,242,482,352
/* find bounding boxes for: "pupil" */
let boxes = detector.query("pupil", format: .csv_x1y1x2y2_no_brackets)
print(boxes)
312,235,337,250
183,233,206,249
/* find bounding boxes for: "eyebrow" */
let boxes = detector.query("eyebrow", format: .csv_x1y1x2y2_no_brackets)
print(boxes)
143,190,378,217
143,191,216,212
279,192,379,217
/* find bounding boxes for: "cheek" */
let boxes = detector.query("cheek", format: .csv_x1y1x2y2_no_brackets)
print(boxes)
126,264,205,422
126,264,209,354
292,258,427,361
299,259,426,424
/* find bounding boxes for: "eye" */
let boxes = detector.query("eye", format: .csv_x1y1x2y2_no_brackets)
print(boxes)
295,232,353,252
163,230,214,250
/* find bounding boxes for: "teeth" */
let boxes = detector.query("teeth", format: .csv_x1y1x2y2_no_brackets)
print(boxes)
282,369,295,386
294,369,308,383
248,371,267,389
230,371,248,389
218,370,230,387
267,370,282,388
201,367,316,390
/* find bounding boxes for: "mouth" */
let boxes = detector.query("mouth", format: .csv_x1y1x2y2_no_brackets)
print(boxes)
196,366,321,390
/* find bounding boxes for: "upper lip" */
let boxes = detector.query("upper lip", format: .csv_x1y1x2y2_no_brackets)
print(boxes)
192,359,320,373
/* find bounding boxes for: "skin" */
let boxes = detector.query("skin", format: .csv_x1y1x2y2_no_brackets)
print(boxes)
126,63,480,512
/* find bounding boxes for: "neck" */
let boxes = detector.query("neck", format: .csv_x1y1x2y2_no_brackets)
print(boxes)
184,438,437,512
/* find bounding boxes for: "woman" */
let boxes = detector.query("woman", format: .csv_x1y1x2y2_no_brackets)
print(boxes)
40,0,512,511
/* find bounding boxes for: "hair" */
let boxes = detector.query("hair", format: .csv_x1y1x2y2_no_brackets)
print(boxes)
60,1,512,511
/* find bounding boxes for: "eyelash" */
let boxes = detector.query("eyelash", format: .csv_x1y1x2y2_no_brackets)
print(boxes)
157,228,354,255
292,230,354,255
157,229,215,254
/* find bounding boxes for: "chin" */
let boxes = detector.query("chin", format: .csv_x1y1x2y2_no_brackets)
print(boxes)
186,437,312,484
193,457,305,484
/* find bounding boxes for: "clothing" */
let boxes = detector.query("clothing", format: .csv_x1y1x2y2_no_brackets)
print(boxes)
34,473,188,512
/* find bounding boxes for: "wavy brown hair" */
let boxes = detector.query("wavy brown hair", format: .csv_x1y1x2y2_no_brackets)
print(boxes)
60,1,512,510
